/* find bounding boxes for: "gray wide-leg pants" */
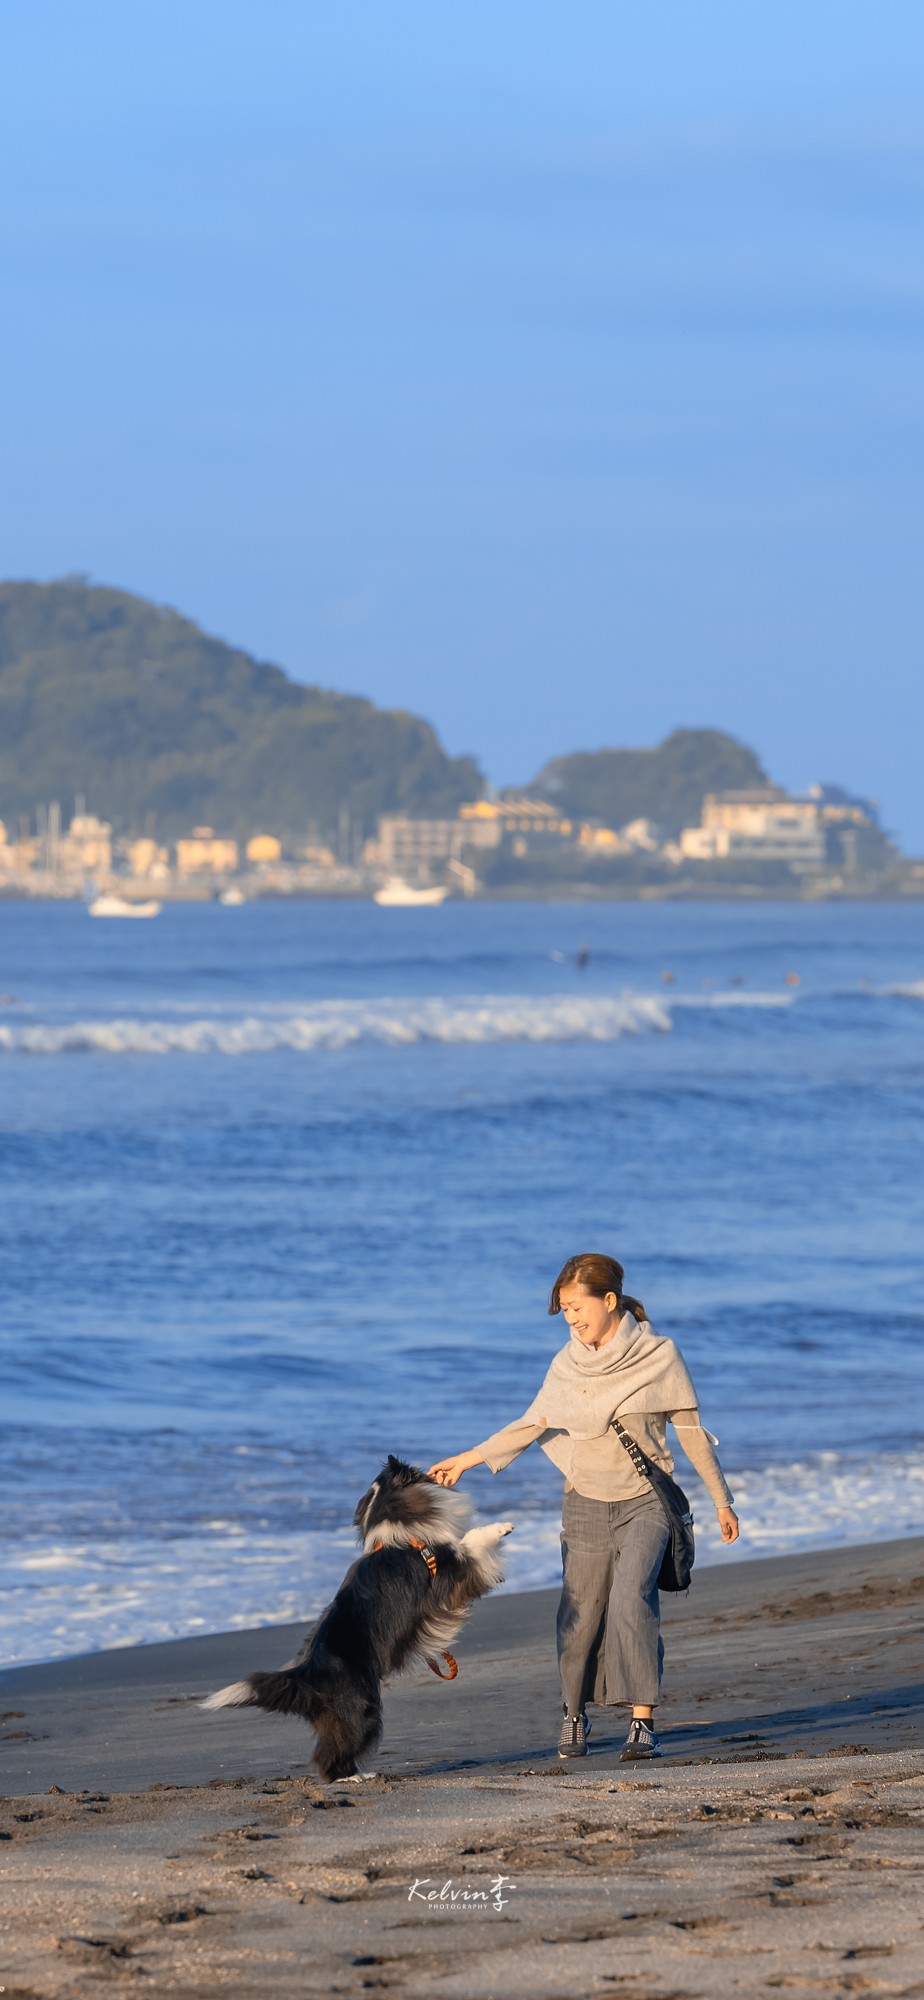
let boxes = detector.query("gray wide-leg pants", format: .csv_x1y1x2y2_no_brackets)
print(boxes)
557,1488,670,1712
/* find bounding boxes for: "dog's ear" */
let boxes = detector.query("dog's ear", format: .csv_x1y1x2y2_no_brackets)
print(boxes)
386,1453,401,1470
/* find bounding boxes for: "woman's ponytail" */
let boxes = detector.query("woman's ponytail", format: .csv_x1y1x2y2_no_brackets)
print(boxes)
618,1292,647,1323
548,1252,646,1323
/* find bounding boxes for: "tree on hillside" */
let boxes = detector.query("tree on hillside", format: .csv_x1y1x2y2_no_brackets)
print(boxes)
0,580,482,838
517,729,769,830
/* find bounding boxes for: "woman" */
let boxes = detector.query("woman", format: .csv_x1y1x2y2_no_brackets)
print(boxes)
429,1252,739,1762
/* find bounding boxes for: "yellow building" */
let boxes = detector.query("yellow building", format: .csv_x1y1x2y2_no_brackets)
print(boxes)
459,798,573,837
175,827,240,877
578,824,629,853
246,834,282,865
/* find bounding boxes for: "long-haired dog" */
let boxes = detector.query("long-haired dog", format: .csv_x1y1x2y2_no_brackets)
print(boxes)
201,1456,514,1781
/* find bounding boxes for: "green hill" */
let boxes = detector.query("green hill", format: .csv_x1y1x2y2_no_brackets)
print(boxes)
517,729,769,829
0,579,482,839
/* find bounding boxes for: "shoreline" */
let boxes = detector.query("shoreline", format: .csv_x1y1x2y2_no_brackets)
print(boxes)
3,1535,922,1793
1,884,924,908
2,881,924,904
7,1512,924,1680
3,1533,922,1996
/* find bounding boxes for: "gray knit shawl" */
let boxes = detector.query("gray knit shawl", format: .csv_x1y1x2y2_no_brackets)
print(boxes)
520,1310,698,1481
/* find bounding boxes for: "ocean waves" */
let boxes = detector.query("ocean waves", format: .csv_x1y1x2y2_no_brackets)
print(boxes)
0,992,675,1054
3,1448,921,1666
4,982,921,1058
2,901,923,1669
0,986,816,1057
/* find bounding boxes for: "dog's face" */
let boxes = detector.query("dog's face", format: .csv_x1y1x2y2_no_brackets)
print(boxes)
354,1454,472,1544
354,1455,432,1536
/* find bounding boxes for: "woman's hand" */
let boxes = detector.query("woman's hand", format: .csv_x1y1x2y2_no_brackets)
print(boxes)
427,1450,479,1487
717,1505,739,1544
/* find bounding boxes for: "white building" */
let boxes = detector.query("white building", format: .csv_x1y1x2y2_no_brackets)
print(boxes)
678,790,826,869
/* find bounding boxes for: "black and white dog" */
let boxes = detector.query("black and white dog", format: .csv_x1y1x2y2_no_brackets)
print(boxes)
202,1456,514,1781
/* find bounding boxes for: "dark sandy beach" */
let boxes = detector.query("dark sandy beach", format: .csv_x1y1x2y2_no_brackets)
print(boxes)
2,1534,923,1997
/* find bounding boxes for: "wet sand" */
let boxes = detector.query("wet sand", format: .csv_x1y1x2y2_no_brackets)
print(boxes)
2,1534,923,1997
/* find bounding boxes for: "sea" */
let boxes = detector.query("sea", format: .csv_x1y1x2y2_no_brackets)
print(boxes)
1,897,922,1668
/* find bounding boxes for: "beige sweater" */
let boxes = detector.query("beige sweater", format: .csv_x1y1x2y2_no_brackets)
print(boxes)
474,1408,734,1510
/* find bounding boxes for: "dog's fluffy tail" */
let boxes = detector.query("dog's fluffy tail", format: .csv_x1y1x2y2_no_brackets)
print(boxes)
201,1666,381,1782
201,1669,316,1722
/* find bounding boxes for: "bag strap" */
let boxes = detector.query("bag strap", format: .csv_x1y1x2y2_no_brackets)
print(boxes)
609,1414,653,1484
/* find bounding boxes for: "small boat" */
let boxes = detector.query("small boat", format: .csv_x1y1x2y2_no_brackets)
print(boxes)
373,876,448,907
89,894,162,918
218,886,246,906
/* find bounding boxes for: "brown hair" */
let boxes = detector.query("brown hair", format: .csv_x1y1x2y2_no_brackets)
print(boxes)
548,1252,646,1323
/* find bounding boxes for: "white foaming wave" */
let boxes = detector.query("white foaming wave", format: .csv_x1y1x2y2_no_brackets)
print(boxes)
507,1448,924,1587
883,980,924,1000
0,992,673,1056
671,990,793,1010
4,1449,922,1666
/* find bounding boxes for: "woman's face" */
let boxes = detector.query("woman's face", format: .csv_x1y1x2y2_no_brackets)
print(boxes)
559,1282,620,1347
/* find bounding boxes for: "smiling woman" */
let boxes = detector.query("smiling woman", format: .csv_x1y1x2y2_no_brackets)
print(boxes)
428,1250,739,1763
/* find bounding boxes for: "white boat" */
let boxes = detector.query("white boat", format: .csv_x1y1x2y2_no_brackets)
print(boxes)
218,886,246,906
373,876,448,907
89,894,162,918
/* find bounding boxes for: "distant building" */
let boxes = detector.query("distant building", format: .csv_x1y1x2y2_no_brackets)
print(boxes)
459,799,573,839
246,834,282,865
122,837,170,880
701,787,788,832
2,830,38,877
619,818,664,852
175,827,239,877
367,816,461,873
0,820,17,880
578,824,630,854
678,789,825,869
576,818,665,858
369,800,573,875
58,813,113,875
805,782,880,826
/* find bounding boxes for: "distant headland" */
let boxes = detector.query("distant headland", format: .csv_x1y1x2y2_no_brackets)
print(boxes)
0,578,918,903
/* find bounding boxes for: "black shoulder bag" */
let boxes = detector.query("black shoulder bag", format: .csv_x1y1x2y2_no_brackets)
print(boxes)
609,1416,695,1593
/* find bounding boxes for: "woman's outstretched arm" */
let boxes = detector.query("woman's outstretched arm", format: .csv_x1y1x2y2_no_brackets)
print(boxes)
429,1415,548,1486
427,1448,485,1487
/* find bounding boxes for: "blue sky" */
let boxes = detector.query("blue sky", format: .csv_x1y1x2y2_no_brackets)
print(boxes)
3,2,923,842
